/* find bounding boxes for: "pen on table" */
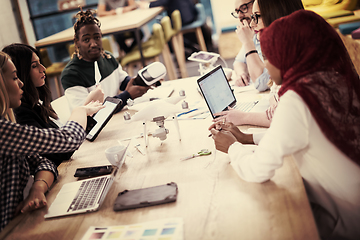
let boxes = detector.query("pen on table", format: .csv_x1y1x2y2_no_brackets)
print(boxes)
177,108,198,117
208,127,222,137
188,111,209,118
208,119,226,137
241,78,246,86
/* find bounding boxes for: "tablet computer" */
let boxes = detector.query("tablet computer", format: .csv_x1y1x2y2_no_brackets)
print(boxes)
113,182,178,211
187,51,219,64
86,97,122,141
197,65,236,119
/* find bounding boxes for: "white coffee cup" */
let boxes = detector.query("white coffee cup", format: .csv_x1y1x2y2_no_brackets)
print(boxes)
105,145,126,167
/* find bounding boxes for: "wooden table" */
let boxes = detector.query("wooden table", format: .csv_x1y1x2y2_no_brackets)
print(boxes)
35,7,164,66
0,78,319,240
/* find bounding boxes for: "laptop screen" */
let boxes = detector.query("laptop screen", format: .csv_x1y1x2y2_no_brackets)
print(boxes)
197,66,236,118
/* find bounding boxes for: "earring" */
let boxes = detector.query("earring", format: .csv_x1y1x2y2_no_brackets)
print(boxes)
101,48,111,59
74,46,83,60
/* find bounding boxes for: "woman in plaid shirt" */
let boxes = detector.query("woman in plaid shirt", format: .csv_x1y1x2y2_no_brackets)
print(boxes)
0,52,103,231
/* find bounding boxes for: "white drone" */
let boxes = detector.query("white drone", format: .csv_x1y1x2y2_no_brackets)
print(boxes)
124,62,188,147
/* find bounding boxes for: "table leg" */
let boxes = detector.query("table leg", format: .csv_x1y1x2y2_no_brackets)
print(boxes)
135,29,145,67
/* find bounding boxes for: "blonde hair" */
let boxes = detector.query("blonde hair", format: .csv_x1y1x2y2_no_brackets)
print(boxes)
0,52,10,118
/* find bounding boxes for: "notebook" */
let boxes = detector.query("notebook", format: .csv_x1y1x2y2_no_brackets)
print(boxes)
44,145,128,219
197,65,257,118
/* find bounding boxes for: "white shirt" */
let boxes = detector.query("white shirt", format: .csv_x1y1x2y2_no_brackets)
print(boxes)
228,90,360,239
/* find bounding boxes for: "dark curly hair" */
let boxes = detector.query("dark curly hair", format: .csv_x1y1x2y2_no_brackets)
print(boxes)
73,8,101,41
72,8,110,59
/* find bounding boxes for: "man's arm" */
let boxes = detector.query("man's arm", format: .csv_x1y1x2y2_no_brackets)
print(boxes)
97,3,116,17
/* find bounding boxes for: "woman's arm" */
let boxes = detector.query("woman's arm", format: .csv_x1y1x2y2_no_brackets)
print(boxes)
0,102,103,158
67,102,104,129
228,91,310,182
17,170,55,214
211,91,310,183
15,153,58,214
213,108,271,127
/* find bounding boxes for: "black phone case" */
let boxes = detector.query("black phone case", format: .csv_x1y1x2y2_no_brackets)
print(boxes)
113,182,178,211
85,116,97,134
74,165,113,178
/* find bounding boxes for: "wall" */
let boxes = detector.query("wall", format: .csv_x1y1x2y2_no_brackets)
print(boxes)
18,0,36,47
0,0,22,49
210,0,239,36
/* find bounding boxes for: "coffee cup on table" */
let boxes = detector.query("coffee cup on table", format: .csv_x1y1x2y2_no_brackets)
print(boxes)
105,144,126,167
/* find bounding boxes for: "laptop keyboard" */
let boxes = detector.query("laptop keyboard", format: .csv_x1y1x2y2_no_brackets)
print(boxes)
67,176,108,212
235,101,258,112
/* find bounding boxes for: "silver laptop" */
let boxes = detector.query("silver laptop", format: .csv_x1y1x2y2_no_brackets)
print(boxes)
197,65,258,118
45,146,128,219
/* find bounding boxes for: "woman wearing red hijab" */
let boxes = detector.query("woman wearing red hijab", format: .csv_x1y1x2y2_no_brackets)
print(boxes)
210,10,360,239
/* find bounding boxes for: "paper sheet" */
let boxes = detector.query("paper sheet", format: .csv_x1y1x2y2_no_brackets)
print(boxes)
81,218,183,240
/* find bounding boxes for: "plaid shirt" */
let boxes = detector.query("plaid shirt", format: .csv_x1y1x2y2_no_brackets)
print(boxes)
0,119,86,231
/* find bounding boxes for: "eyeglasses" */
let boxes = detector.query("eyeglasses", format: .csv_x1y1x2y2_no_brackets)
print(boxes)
251,13,261,24
231,0,255,18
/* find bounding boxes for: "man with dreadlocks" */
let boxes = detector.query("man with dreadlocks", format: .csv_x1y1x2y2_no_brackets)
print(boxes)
61,8,150,112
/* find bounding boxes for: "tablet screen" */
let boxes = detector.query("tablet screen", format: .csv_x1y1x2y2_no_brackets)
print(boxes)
197,66,236,118
86,98,121,141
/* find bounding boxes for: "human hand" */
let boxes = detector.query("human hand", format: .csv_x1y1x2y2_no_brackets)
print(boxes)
85,85,104,105
236,20,254,45
126,78,151,99
15,182,48,215
221,122,253,144
234,73,250,86
210,128,237,153
212,107,247,126
209,121,253,146
83,100,105,116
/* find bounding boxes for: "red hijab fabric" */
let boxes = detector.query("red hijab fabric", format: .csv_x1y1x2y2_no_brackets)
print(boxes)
260,10,360,165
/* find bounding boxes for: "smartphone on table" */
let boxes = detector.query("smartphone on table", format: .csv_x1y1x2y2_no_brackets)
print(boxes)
74,165,113,178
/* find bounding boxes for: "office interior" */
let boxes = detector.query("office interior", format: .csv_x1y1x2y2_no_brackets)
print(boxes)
1,0,360,100
1,1,360,239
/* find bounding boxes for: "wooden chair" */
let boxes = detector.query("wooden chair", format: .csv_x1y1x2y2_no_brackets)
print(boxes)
303,0,360,27
39,48,68,98
181,3,207,52
161,10,188,78
304,0,358,16
120,23,177,80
